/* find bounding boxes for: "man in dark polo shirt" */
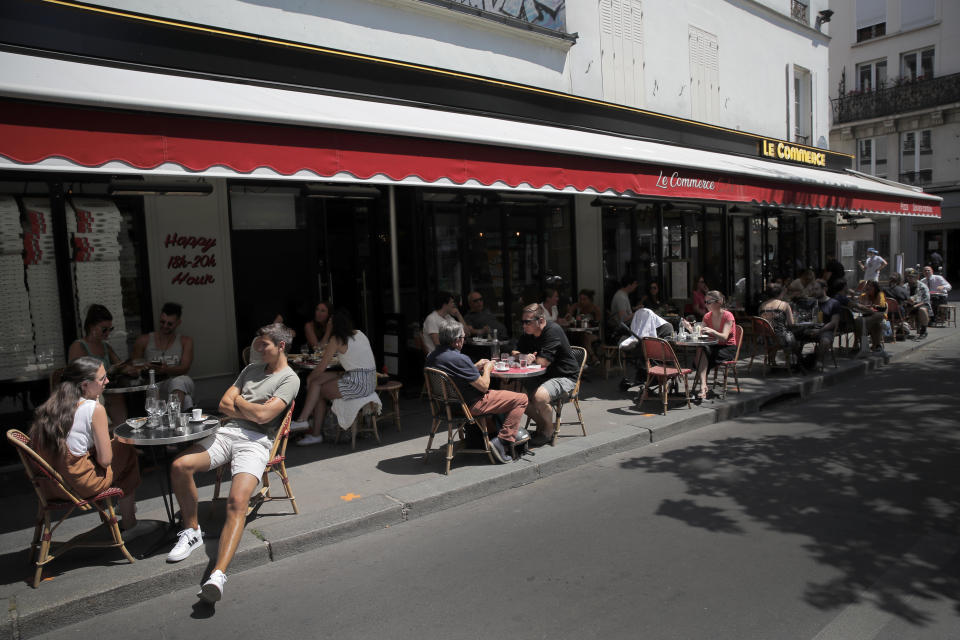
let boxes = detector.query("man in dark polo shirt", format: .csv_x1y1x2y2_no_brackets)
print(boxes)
514,303,579,447
425,321,528,462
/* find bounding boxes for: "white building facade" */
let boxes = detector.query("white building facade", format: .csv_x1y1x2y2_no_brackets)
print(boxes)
828,0,958,282
0,0,940,400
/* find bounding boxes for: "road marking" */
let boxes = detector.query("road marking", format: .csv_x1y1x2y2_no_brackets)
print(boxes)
340,492,361,502
810,531,960,640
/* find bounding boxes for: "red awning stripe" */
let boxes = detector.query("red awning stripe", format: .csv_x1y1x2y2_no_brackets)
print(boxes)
0,100,940,217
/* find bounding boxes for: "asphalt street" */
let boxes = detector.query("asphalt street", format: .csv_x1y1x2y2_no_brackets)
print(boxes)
34,332,960,640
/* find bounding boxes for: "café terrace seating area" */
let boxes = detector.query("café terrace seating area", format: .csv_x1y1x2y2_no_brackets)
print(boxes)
0,284,954,594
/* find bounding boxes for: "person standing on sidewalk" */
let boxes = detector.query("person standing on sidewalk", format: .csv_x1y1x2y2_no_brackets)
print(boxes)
426,321,527,462
167,323,300,603
858,248,888,284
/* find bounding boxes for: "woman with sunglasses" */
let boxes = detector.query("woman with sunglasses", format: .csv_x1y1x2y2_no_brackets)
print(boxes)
29,356,144,535
682,290,737,402
68,304,136,425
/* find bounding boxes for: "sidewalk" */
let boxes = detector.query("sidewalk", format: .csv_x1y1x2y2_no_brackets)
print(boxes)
1,327,954,640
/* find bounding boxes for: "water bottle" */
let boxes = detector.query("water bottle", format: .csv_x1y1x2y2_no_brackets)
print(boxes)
491,330,500,360
145,369,160,424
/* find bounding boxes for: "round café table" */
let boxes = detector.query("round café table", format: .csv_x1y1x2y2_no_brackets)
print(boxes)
490,365,546,392
116,417,220,556
665,337,717,395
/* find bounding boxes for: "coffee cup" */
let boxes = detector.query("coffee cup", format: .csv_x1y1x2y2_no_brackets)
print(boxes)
192,408,203,421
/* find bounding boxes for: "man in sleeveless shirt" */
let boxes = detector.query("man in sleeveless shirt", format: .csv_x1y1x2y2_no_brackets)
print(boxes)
131,302,196,407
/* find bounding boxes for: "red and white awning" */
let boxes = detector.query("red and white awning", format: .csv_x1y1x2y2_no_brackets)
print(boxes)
0,51,941,218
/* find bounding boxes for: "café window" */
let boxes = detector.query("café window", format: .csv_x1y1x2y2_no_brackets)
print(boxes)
0,185,150,382
856,59,887,92
901,48,934,82
857,137,888,178
900,129,932,186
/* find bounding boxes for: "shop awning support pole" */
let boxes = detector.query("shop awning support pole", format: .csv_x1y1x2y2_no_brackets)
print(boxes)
389,185,400,313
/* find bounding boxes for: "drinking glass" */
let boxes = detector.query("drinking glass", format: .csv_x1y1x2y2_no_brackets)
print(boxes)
168,395,181,425
145,397,160,426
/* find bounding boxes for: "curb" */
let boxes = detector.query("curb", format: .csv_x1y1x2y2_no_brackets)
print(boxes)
3,331,947,639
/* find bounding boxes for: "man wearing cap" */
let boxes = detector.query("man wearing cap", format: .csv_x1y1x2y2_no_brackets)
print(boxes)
858,248,887,283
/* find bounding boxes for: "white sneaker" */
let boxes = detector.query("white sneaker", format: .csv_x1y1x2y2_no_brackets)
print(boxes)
198,569,227,603
166,527,203,562
297,433,324,446
289,419,311,432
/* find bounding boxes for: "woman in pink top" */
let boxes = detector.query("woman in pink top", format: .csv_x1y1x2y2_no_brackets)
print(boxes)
682,290,737,402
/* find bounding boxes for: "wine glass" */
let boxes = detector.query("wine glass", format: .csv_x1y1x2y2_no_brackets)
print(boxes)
145,396,159,425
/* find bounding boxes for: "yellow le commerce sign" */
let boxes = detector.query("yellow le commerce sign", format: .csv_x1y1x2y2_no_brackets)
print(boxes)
759,139,826,167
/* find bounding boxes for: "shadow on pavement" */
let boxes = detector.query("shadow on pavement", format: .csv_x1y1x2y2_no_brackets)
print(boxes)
619,349,960,625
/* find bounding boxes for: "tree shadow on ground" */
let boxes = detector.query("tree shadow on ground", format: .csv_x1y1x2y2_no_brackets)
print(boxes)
620,348,960,626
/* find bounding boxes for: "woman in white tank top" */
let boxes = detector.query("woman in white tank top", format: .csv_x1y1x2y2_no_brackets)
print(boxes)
293,311,376,444
29,357,142,530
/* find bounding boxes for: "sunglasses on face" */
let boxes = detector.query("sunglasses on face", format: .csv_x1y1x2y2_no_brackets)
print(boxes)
705,299,720,304
521,318,539,325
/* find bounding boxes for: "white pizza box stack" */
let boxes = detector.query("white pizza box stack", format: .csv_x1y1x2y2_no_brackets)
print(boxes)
22,198,57,266
0,195,38,378
70,199,128,361
25,262,66,369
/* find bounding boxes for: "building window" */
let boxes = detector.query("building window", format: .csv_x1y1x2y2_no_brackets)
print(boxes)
790,0,808,25
856,59,887,92
900,129,932,185
688,25,720,123
856,0,886,42
901,48,934,82
857,137,887,178
599,0,644,108
901,0,935,31
793,66,812,145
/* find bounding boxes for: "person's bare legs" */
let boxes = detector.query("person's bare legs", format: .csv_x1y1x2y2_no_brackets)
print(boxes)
212,472,260,574
694,350,709,398
310,378,342,434
296,370,338,426
524,386,554,436
169,445,211,531
118,494,137,526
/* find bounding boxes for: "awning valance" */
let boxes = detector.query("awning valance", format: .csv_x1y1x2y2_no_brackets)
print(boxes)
0,98,941,218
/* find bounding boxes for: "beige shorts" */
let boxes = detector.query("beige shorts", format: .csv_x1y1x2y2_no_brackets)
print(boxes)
199,425,271,479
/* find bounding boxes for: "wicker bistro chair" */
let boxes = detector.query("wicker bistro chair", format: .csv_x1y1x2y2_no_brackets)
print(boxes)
711,324,744,398
6,429,136,588
638,338,693,414
423,367,498,474
214,401,299,516
836,307,858,352
746,316,783,377
521,346,589,446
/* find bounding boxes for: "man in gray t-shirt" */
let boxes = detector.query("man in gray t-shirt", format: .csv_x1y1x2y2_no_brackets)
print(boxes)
167,323,300,603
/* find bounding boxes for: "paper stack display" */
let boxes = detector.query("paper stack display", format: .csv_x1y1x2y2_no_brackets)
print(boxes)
69,198,128,360
21,197,66,373
0,195,36,379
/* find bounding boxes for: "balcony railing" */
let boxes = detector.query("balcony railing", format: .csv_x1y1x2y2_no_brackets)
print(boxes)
790,0,808,25
832,72,960,124
899,170,933,187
